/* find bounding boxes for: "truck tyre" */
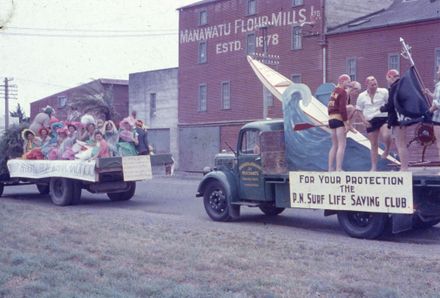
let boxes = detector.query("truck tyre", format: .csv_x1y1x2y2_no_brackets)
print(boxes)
412,216,440,230
71,180,82,204
259,205,285,216
0,182,3,197
203,181,231,222
107,182,136,201
36,183,50,195
49,177,74,206
337,211,387,239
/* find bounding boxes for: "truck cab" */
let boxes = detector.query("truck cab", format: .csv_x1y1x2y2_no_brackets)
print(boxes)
197,119,286,220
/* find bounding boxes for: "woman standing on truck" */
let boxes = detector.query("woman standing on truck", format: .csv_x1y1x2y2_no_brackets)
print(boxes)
327,74,353,171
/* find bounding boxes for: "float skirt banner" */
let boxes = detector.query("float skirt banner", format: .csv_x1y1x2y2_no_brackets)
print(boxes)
289,171,413,214
7,159,97,182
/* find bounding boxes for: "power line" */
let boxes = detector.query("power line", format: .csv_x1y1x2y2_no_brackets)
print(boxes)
0,31,177,38
5,26,176,33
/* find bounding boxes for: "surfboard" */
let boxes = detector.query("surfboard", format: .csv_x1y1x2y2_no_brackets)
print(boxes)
246,55,400,165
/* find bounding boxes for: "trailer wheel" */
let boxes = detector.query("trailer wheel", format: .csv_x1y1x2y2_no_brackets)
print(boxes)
203,181,231,222
36,183,50,195
107,182,136,201
259,205,285,216
412,216,440,230
337,211,387,239
49,178,74,206
0,182,3,197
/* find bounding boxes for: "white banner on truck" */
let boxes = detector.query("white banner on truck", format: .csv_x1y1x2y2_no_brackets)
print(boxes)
122,155,152,181
289,171,413,214
7,159,97,182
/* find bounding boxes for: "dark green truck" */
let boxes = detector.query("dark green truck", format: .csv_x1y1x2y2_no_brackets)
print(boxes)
197,119,440,239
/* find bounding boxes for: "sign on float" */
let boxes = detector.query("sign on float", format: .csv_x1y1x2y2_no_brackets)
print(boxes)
289,171,413,214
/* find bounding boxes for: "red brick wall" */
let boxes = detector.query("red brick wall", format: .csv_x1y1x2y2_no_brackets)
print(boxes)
220,124,243,152
179,0,324,125
327,21,440,91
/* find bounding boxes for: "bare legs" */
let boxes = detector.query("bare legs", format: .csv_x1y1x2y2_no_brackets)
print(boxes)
367,124,391,171
394,126,408,171
328,126,347,171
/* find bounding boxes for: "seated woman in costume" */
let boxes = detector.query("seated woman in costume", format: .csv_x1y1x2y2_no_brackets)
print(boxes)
117,118,138,156
102,120,119,157
90,131,110,160
22,129,43,160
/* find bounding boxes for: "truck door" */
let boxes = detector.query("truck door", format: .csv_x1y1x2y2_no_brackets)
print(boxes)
238,129,265,201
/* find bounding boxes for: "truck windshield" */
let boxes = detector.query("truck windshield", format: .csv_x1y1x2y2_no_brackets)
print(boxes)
240,129,260,155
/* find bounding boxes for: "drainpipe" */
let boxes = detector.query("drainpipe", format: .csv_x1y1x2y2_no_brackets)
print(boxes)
320,0,327,83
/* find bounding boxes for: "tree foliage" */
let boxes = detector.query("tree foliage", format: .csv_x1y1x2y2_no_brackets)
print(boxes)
9,103,30,124
0,124,27,179
67,81,118,121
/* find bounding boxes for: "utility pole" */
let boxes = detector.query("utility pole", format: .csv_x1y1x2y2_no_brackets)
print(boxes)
1,77,17,130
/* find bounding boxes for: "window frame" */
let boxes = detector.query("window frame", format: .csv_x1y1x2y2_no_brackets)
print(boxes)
388,53,400,72
291,74,302,83
291,26,302,50
198,84,207,112
346,57,357,81
246,32,256,55
198,41,207,64
150,93,157,119
292,0,304,7
247,0,257,16
221,81,231,110
198,9,208,26
57,95,67,108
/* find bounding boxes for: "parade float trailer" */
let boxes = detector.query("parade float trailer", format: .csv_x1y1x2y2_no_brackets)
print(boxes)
0,155,154,206
196,56,440,239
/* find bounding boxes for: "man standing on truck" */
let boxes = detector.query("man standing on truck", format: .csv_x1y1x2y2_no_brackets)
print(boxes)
327,74,353,171
356,76,392,171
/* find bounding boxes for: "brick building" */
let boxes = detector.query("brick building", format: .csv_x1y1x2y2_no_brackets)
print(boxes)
30,79,129,123
178,0,440,171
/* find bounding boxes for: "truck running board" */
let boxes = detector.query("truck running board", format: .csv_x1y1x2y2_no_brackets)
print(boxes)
231,201,261,207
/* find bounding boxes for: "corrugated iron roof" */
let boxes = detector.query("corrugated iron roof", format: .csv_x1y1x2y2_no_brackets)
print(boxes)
328,0,440,34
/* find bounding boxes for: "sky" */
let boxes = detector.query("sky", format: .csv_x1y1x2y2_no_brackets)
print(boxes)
0,0,198,118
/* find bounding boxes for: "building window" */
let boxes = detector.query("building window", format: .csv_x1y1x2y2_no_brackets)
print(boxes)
247,0,256,15
291,26,302,50
199,10,207,26
292,0,304,6
436,48,440,70
57,95,67,108
246,33,256,55
263,87,273,107
346,58,357,81
291,74,302,83
198,41,207,64
198,84,207,112
150,93,156,118
221,81,231,110
388,53,400,72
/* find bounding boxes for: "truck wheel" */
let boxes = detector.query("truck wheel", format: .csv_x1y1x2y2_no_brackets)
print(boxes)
0,182,3,197
203,181,231,222
36,183,50,195
107,182,136,201
49,178,74,206
71,180,82,204
337,211,387,239
259,205,285,216
412,216,440,230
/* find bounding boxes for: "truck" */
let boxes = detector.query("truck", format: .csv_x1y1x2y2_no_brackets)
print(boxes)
196,119,440,239
196,55,440,239
0,154,171,206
